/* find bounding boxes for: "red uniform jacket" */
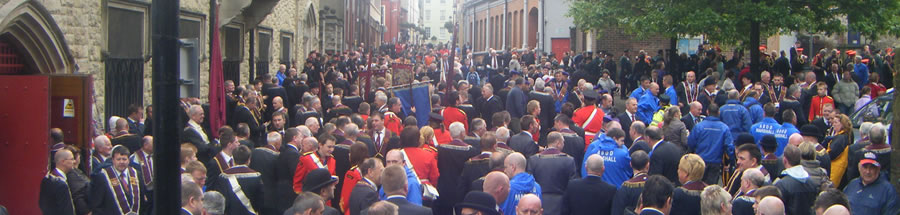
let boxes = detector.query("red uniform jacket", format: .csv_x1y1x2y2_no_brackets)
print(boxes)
572,106,605,144
340,167,361,215
809,95,834,122
442,106,469,132
403,147,440,186
384,112,403,135
433,128,453,145
293,151,336,193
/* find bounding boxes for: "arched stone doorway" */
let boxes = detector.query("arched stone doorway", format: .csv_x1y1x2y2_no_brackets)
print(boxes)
0,0,76,74
527,7,538,49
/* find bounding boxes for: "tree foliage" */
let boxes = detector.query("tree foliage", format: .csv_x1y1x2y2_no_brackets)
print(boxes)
566,0,900,45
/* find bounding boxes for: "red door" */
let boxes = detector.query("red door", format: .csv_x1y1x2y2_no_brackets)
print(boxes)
551,38,571,62
0,75,50,215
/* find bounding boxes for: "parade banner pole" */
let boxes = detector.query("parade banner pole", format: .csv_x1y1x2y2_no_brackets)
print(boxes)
151,0,181,213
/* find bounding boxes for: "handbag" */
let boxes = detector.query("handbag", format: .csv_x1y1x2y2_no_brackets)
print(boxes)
401,149,440,201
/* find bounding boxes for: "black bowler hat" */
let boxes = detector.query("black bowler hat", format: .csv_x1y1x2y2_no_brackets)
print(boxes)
735,133,755,146
703,78,717,87
455,191,500,215
302,168,338,192
760,135,778,151
799,124,822,138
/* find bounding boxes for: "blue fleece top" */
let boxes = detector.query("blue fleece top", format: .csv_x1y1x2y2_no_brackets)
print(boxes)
687,116,735,164
583,134,632,188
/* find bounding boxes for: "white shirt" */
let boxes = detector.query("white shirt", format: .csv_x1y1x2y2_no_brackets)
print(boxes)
220,152,233,165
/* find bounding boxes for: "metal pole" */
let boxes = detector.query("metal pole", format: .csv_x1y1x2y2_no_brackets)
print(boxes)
151,0,181,213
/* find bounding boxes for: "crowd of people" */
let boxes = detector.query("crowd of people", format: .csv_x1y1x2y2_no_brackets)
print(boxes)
39,40,897,215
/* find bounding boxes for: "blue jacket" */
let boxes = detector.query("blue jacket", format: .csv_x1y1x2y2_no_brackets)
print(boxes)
843,176,899,215
854,63,869,88
773,123,799,156
665,86,679,106
687,116,735,164
630,87,646,99
743,97,764,124
719,100,753,134
583,134,632,188
636,93,660,124
276,71,286,86
379,166,423,205
749,118,781,144
507,87,527,118
501,173,542,215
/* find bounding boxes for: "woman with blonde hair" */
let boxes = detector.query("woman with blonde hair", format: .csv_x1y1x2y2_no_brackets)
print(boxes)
420,126,437,147
825,114,853,188
662,106,689,150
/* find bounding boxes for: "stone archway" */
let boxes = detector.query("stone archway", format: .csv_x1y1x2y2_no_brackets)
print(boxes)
0,0,76,74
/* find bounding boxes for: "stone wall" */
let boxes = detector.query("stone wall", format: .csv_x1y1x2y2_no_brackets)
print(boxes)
9,0,318,134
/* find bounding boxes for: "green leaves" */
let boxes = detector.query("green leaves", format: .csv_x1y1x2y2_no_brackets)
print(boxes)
566,0,900,45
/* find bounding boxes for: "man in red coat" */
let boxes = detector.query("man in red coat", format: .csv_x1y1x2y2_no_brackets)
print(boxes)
293,135,337,193
809,82,835,122
383,98,404,135
429,113,453,145
442,91,469,132
572,89,605,145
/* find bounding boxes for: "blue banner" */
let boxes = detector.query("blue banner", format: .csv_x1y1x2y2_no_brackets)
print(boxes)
392,84,432,127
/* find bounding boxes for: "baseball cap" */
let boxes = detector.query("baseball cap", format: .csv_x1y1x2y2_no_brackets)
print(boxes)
860,152,880,167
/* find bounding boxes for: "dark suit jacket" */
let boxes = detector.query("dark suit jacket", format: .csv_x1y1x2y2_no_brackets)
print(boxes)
249,147,279,210
126,118,145,136
681,114,700,131
211,167,264,215
348,183,379,215
39,175,75,215
617,112,635,145
648,141,685,184
182,126,214,163
563,176,617,215
111,134,143,154
386,197,433,215
275,145,301,213
479,96,503,129
234,106,266,145
509,132,539,157
506,87,527,118
90,167,147,215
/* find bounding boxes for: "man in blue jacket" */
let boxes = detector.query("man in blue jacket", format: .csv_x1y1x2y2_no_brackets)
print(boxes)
773,110,800,156
502,152,542,215
843,152,900,215
582,128,632,188
687,103,735,185
630,76,651,99
749,103,781,145
719,90,753,136
636,83,660,124
742,91,764,124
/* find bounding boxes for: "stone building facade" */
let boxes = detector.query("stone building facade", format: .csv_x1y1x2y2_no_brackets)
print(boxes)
0,0,320,134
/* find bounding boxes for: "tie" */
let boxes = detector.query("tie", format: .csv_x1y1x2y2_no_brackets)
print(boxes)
375,131,382,149
119,173,132,197
228,158,234,167
631,114,635,122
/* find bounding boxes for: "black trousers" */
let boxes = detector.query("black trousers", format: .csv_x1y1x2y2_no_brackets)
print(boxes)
703,163,723,185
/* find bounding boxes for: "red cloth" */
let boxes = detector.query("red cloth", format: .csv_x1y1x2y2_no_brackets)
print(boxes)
808,96,835,122
403,147,440,186
384,112,403,135
207,5,226,138
572,106,605,145
293,152,336,193
433,128,452,145
340,167,362,215
867,83,886,98
441,107,469,132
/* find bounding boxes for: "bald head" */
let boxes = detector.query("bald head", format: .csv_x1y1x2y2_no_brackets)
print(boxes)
300,137,318,153
757,196,785,215
54,149,73,165
788,133,803,146
483,171,510,204
516,194,543,215
822,205,850,215
385,149,404,167
504,153,527,177
585,154,606,176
